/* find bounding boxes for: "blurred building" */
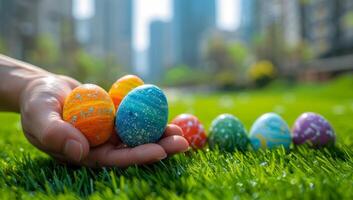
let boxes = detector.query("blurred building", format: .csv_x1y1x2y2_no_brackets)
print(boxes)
239,0,301,48
282,0,301,48
258,0,283,33
172,0,216,68
300,0,353,58
340,0,353,49
148,20,173,82
0,0,73,59
88,0,133,70
239,0,259,44
75,17,91,45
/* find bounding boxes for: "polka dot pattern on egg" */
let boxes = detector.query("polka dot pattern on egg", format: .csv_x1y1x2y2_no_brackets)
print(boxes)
171,114,207,149
208,114,249,151
292,112,335,148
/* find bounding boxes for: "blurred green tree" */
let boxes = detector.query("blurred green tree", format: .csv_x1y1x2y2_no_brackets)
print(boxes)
205,36,250,89
248,60,277,87
59,20,80,76
163,65,210,86
343,11,353,27
72,51,126,89
227,42,250,85
0,37,8,54
254,24,285,66
73,50,99,81
28,35,59,70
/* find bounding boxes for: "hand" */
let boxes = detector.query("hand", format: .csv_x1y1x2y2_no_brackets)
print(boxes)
20,75,189,167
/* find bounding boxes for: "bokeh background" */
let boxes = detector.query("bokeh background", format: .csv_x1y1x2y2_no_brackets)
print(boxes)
0,0,353,89
1,2,353,198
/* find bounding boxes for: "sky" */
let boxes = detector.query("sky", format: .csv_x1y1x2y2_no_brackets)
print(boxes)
74,0,240,51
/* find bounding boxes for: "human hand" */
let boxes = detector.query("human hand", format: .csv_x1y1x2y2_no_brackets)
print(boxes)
20,75,189,167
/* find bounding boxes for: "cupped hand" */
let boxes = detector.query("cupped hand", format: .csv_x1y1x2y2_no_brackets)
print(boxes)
20,75,189,167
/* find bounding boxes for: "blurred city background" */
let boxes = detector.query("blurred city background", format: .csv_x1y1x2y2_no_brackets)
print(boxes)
1,0,353,89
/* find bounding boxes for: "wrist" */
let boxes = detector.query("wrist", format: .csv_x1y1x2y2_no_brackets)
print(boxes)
0,54,51,112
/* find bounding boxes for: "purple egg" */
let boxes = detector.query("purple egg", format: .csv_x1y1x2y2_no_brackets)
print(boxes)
292,112,335,147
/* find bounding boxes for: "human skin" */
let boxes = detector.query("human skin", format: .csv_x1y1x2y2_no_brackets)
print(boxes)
0,54,189,167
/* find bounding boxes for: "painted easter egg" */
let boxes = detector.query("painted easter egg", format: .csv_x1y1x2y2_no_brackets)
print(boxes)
115,84,168,147
208,114,249,151
249,113,291,150
171,114,207,149
108,74,144,110
292,112,335,147
63,84,115,146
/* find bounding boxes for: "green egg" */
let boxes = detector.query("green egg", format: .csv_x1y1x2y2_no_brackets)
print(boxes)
208,114,249,152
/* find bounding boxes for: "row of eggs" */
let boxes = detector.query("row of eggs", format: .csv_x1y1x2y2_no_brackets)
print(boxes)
62,74,336,151
173,112,336,151
63,75,169,147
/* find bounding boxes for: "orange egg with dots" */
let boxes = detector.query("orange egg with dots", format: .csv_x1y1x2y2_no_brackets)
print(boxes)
171,114,207,149
63,84,115,147
108,75,144,110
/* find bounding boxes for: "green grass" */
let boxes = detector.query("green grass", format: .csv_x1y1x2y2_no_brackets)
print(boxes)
1,75,353,199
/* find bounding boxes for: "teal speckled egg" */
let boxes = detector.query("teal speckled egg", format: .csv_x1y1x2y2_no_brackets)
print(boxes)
249,113,291,150
208,114,249,151
115,84,168,147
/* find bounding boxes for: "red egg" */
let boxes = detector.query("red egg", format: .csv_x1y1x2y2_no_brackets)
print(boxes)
171,114,207,149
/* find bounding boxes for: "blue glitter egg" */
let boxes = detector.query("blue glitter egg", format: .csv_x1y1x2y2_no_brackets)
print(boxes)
115,84,168,147
249,113,291,150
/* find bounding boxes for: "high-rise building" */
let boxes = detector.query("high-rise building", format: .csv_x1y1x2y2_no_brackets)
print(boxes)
300,0,353,57
90,0,133,70
240,0,299,45
282,0,301,48
339,0,353,53
172,0,216,68
148,20,172,82
0,0,73,59
240,0,301,47
0,0,19,56
257,0,283,35
239,0,259,44
300,0,338,57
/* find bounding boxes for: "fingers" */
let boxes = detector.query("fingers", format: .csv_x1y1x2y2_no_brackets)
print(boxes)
41,118,90,162
24,104,90,162
158,135,189,155
83,143,167,168
82,135,188,168
57,75,81,89
160,124,189,154
20,77,90,163
163,124,184,137
79,125,188,168
108,132,124,146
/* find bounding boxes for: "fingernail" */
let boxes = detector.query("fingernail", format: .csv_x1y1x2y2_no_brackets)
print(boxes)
183,146,191,153
159,153,167,160
64,139,83,162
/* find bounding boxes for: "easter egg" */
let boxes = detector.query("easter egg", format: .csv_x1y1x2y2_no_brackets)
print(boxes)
292,112,335,147
63,84,115,146
249,113,291,150
108,75,144,110
115,84,168,147
208,114,249,151
171,114,207,149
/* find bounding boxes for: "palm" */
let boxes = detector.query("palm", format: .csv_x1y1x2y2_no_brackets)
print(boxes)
20,76,188,167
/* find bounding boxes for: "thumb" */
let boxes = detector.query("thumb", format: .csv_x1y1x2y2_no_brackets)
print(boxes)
20,77,90,163
39,111,90,162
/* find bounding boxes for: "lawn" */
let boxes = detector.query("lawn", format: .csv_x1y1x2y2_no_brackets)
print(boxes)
0,75,353,199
